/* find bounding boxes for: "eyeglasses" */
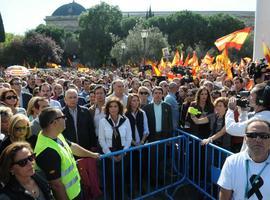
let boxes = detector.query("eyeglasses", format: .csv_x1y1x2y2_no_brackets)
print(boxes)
246,132,270,140
13,154,36,167
14,126,28,131
139,92,149,95
50,115,66,124
5,95,17,100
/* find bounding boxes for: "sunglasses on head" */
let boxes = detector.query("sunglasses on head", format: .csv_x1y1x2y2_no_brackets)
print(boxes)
14,126,28,131
139,92,149,95
5,95,17,100
13,154,36,167
246,132,270,140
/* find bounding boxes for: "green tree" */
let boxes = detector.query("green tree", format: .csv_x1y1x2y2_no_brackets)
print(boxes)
166,11,209,49
146,6,154,19
79,2,122,66
111,22,169,65
121,17,139,37
206,13,245,48
0,13,5,42
34,24,66,47
0,38,25,66
23,32,63,66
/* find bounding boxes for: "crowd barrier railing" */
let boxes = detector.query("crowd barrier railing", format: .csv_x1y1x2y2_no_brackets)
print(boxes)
177,129,233,200
97,130,233,200
99,135,187,200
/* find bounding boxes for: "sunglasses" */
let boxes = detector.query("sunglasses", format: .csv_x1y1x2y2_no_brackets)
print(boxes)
246,132,270,140
5,95,17,100
50,115,66,124
13,154,36,167
14,126,28,131
139,92,149,95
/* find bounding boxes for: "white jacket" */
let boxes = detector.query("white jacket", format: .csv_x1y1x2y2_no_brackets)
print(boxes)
225,109,270,151
226,109,270,137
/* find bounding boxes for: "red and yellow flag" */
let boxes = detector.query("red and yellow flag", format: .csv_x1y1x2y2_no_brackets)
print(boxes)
183,53,190,67
202,52,214,65
215,27,252,51
172,50,180,66
146,60,162,76
263,42,270,64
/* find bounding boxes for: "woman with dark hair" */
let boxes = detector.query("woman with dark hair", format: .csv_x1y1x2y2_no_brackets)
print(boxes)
0,88,26,115
186,86,214,139
98,97,132,199
180,88,198,128
191,97,231,150
0,114,36,154
0,142,54,199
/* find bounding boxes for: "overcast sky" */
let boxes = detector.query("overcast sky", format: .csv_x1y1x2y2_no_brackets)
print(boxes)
0,0,256,35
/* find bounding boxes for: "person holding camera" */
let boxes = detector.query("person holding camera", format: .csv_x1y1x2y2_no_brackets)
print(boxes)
225,82,270,151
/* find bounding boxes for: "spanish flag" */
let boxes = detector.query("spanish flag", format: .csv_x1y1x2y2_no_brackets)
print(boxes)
215,27,252,51
172,50,180,66
202,52,214,65
263,42,270,64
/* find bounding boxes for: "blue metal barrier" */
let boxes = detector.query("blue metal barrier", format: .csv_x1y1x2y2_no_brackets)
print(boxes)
177,129,233,200
99,135,187,200
98,130,233,199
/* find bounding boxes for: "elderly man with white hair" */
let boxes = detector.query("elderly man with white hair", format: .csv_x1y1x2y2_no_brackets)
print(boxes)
62,89,97,150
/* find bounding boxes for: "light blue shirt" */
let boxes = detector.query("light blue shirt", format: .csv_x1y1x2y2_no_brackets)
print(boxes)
165,92,179,129
153,102,162,132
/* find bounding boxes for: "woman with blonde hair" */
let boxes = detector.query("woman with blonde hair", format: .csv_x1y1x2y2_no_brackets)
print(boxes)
0,114,36,153
0,142,54,199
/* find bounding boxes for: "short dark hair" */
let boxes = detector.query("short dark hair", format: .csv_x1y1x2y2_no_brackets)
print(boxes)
152,86,163,94
94,85,106,94
104,97,124,116
39,82,52,92
39,107,59,129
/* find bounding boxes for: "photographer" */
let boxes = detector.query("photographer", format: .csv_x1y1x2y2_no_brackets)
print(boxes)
225,82,270,151
247,58,269,84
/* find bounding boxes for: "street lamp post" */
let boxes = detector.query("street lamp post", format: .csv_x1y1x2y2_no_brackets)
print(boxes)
121,42,126,68
141,29,148,77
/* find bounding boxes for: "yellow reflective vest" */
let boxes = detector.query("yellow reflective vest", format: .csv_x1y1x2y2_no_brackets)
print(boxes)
34,133,81,200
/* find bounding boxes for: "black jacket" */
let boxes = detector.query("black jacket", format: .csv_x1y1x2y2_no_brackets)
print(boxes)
62,105,97,150
0,174,54,200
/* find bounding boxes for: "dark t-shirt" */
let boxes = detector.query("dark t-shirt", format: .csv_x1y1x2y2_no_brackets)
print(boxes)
36,138,71,181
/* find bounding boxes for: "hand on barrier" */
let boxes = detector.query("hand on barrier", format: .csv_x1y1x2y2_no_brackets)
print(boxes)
201,138,213,146
188,107,202,116
92,152,100,159
113,155,122,162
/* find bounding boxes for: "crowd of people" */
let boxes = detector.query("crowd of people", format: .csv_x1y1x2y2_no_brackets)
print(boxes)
0,61,269,199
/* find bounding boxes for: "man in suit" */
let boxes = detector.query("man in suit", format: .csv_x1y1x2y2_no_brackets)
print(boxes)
143,86,173,186
143,86,173,142
9,77,32,109
62,89,97,151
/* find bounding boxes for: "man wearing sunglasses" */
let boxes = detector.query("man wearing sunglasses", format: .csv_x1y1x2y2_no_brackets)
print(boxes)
34,107,99,200
218,120,270,200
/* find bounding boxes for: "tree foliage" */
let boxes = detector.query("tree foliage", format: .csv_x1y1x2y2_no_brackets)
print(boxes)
0,13,5,42
79,2,122,66
111,22,169,65
34,24,66,47
23,32,63,66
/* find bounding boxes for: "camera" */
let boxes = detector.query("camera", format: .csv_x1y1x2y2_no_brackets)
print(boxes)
236,91,250,108
247,58,269,81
